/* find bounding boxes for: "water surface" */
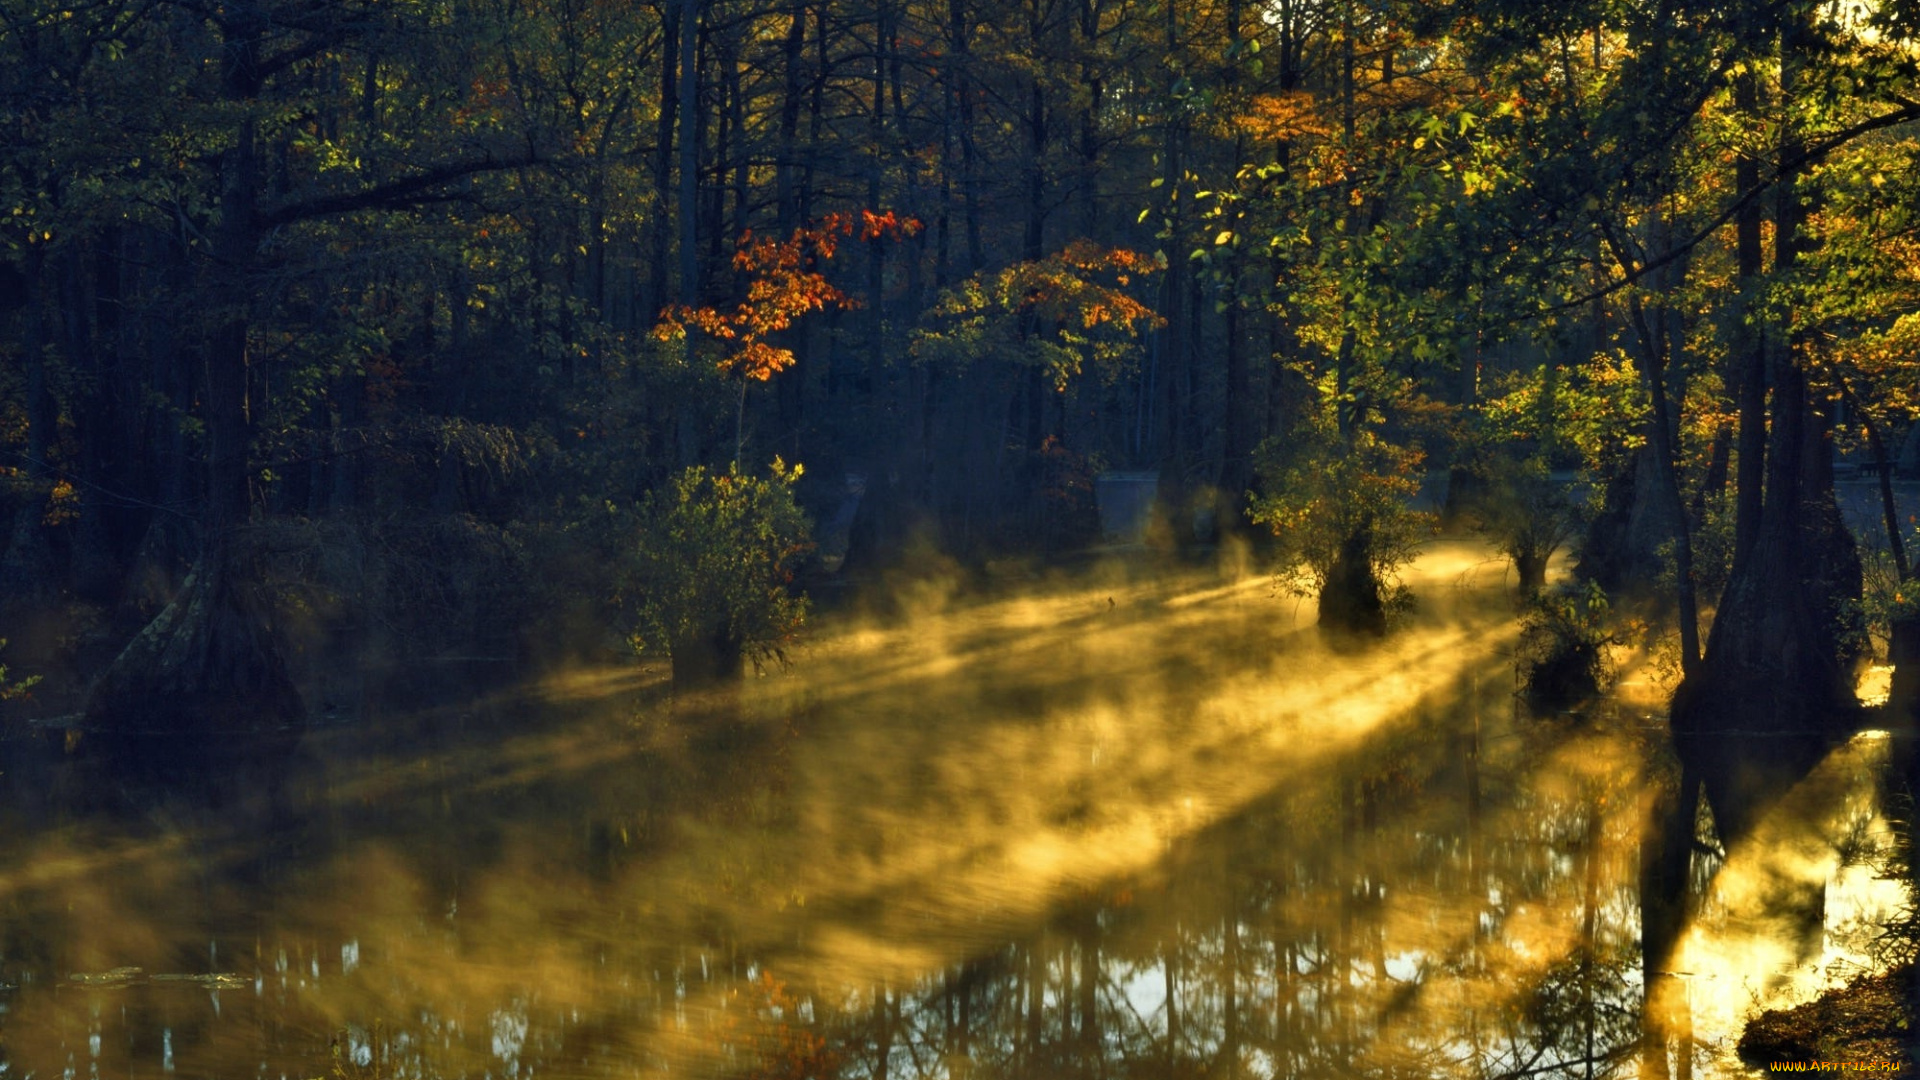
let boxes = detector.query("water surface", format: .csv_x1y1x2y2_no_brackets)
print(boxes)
0,543,1899,1077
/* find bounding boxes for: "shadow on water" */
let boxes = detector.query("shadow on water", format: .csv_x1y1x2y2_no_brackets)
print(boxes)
0,540,1903,1078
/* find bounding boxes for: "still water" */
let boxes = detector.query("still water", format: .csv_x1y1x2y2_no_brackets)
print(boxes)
0,542,1902,1078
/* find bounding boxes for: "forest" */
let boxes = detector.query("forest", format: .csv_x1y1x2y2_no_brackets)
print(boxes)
0,0,1914,726
2,0,1920,1073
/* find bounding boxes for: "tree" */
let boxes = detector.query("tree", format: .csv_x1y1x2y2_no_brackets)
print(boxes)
1221,0,1467,631
1467,355,1645,595
1668,3,1906,797
1251,421,1434,635
1436,0,1917,826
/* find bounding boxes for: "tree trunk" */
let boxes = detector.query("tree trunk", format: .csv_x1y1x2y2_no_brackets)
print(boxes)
1691,420,1731,525
678,0,700,304
1076,0,1102,239
948,0,983,275
85,549,304,733
85,13,303,736
777,2,806,233
1671,11,1862,825
0,245,59,604
1514,549,1548,595
1626,284,1700,674
1319,4,1381,617
775,1,811,441
1216,0,1252,535
1731,65,1767,567
1577,442,1676,593
669,622,744,688
868,0,891,384
646,0,682,316
1672,353,1861,772
1867,385,1920,728
1261,15,1306,455
71,240,124,605
1152,0,1193,543
1442,334,1483,527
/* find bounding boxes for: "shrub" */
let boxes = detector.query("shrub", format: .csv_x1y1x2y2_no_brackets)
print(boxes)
625,461,812,686
1516,581,1618,711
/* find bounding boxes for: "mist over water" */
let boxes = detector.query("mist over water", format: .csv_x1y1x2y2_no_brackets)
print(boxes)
0,541,1899,1077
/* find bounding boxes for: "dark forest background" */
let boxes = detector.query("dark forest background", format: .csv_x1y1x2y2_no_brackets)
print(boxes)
1,0,1918,742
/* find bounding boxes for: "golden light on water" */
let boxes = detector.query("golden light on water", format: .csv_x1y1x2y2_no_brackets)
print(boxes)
1668,729,1906,1074
1858,663,1894,708
0,540,1906,1078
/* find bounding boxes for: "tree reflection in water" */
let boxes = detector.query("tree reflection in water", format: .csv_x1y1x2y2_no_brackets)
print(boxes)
814,674,1658,1080
0,549,1901,1078
804,722,1898,1080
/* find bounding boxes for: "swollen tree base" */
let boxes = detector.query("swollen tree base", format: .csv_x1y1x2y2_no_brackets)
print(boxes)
83,552,305,735
1512,549,1548,595
669,626,746,689
1576,447,1679,595
1669,496,1862,842
1318,526,1387,638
